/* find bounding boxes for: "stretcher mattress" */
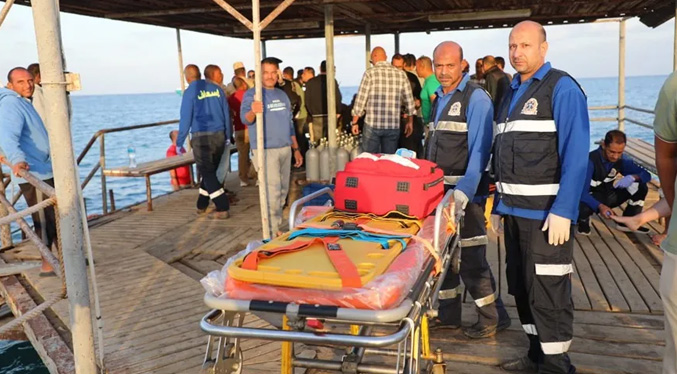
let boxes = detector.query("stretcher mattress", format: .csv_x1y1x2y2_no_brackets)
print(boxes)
227,212,422,291
200,211,452,310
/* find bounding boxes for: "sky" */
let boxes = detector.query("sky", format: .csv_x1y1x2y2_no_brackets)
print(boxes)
0,4,675,95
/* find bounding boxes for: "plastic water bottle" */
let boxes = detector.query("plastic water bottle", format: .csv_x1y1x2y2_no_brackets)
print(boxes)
396,148,416,159
127,146,137,168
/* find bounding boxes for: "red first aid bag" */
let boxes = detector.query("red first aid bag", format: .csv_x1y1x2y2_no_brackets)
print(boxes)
334,154,444,219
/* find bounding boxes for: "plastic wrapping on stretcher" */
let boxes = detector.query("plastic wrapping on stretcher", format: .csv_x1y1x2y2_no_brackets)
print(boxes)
201,207,452,310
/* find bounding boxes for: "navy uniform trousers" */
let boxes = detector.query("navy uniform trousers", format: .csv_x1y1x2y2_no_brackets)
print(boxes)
505,215,576,374
438,198,509,328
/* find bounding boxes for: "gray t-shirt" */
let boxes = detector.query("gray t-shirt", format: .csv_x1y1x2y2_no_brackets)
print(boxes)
653,71,677,255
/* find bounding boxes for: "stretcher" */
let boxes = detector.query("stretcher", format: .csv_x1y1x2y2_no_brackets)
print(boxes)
199,187,461,374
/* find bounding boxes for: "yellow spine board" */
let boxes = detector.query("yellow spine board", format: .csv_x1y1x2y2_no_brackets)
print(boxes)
228,213,421,291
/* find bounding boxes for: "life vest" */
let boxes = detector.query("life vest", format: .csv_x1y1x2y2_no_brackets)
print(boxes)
425,81,490,196
492,68,583,210
588,148,623,193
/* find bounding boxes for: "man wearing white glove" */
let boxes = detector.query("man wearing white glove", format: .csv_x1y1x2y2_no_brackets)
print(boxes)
577,130,651,235
424,41,510,339
492,21,589,373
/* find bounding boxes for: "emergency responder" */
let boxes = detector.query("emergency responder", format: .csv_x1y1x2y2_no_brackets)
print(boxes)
425,40,511,339
491,21,589,373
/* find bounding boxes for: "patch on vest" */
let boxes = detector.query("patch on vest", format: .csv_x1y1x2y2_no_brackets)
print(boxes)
521,98,538,115
448,102,462,116
608,168,618,179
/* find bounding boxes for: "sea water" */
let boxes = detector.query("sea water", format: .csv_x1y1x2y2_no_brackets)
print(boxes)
0,75,668,373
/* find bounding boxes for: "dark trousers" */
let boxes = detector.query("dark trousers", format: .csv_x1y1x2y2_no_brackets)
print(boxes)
191,133,230,212
20,178,57,248
578,182,648,222
438,199,508,327
362,125,399,154
504,215,576,374
294,118,309,166
398,115,424,157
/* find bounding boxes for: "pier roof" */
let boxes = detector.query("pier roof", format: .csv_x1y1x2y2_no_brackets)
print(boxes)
14,0,675,40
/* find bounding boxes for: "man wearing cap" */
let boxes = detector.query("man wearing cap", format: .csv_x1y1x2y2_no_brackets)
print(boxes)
226,61,254,96
241,57,303,236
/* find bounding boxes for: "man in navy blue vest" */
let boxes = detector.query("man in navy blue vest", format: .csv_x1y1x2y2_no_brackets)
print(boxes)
425,41,511,339
578,130,650,235
491,21,589,373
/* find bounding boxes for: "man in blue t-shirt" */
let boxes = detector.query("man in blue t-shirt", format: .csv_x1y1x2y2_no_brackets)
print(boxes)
177,64,232,219
578,130,651,235
241,58,303,236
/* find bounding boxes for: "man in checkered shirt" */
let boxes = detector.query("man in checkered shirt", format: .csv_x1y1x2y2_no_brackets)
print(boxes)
351,47,416,154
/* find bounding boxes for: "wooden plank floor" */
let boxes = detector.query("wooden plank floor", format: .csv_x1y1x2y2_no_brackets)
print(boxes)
5,174,667,373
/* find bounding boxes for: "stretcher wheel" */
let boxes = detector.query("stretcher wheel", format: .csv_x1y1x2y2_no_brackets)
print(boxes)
450,243,461,274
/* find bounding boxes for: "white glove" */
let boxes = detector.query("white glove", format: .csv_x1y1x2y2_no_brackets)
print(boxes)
541,213,571,246
452,189,468,223
490,214,503,235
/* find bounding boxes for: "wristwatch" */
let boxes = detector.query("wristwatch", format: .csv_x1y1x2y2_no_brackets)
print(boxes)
351,122,358,127
292,147,300,152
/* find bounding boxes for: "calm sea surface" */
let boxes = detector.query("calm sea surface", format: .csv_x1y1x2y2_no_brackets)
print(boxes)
0,75,668,373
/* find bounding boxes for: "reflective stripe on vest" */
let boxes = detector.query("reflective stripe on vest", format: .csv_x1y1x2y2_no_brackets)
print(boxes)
444,175,463,185
496,119,556,134
435,120,468,132
496,182,560,197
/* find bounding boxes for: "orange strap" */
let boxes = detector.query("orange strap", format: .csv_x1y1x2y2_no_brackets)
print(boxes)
241,237,362,288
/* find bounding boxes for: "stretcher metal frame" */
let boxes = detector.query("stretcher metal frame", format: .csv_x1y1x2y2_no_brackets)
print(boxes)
200,188,459,374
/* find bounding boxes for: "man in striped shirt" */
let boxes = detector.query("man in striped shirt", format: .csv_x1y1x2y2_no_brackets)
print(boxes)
351,47,415,154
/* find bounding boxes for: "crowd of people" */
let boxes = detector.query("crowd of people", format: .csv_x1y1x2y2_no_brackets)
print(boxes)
2,18,677,374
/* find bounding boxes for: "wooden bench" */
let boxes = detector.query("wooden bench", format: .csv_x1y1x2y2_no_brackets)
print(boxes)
103,152,195,211
624,137,657,175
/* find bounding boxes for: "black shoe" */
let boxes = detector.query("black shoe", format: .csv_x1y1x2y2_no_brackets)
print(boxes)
497,314,512,332
462,322,497,339
428,318,461,331
500,356,538,372
577,220,591,236
615,222,650,234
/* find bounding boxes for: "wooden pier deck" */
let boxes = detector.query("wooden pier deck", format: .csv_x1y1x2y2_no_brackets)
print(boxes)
0,174,667,373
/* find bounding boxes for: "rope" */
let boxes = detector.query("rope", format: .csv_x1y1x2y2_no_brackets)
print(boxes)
0,292,63,335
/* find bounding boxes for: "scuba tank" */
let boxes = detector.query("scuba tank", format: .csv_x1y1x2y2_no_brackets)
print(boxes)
319,145,331,181
305,144,320,181
336,147,350,172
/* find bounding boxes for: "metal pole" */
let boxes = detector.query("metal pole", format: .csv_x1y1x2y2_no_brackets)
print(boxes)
30,1,97,373
253,0,271,240
365,23,371,71
176,28,186,92
262,39,267,59
618,19,626,132
325,4,338,177
394,32,400,55
99,135,107,214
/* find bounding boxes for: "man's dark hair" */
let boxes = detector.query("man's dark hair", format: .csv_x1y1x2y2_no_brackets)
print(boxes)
304,66,315,75
391,53,404,63
495,56,506,68
7,67,29,83
283,66,294,77
296,69,303,78
169,131,176,141
262,57,281,68
27,63,40,78
604,130,627,146
403,53,416,67
204,64,220,80
320,60,327,73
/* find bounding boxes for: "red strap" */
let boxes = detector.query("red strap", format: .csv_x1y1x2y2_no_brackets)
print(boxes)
241,237,362,288
322,237,362,288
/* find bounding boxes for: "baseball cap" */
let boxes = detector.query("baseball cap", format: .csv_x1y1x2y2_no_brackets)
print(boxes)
233,61,245,70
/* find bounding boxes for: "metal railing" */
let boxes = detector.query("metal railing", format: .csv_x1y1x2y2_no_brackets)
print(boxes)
589,104,655,130
0,158,66,331
76,119,179,215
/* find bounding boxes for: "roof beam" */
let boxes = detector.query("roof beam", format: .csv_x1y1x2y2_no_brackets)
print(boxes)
104,0,379,19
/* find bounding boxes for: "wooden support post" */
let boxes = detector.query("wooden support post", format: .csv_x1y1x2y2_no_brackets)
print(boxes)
618,19,626,132
176,28,186,92
0,0,15,29
394,31,400,54
0,167,12,249
365,23,371,70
